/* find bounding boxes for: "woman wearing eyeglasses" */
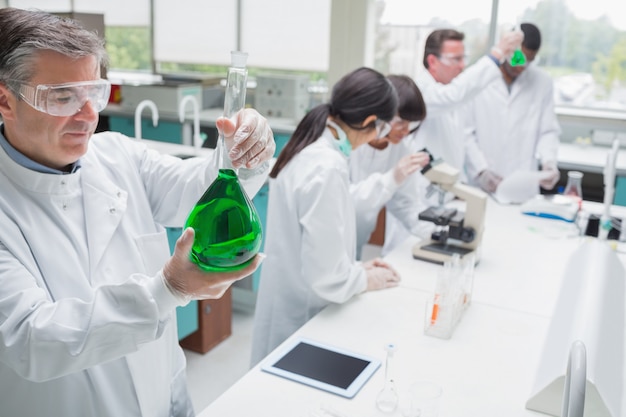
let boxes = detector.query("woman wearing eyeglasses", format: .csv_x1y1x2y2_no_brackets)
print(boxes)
250,67,401,366
349,75,434,259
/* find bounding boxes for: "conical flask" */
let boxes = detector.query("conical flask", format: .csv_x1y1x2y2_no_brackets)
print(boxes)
184,51,263,271
510,48,527,66
509,26,526,67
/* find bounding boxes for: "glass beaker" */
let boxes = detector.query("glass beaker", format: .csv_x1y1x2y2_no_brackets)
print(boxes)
184,51,263,271
563,171,583,199
400,380,442,417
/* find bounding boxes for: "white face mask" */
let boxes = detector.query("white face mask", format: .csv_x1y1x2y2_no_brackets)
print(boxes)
326,120,352,157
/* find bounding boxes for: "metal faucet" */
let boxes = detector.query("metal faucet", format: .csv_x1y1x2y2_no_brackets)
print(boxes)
178,95,202,151
134,99,159,140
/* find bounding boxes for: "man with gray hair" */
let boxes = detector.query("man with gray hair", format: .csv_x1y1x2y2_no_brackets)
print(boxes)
0,7,274,417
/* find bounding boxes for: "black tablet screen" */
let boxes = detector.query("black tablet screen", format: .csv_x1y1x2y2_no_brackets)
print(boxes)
272,342,370,389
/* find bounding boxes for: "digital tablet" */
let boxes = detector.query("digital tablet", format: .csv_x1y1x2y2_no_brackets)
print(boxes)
260,337,381,398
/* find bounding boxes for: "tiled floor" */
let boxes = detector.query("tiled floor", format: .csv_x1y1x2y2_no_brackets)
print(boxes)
184,308,255,413
184,243,383,413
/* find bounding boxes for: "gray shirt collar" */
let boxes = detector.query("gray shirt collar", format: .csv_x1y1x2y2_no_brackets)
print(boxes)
0,124,81,174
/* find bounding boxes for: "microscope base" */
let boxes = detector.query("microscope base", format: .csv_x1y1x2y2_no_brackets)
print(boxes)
412,241,476,265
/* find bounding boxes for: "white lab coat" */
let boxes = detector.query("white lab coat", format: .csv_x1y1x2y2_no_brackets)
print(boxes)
410,56,502,180
349,141,432,258
463,65,561,182
0,130,266,417
383,56,504,254
250,129,367,366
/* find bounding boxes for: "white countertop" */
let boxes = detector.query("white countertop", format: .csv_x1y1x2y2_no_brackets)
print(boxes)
199,289,551,417
197,199,626,417
386,199,626,318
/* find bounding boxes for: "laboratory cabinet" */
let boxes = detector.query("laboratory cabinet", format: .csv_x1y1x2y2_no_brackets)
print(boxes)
167,226,232,352
108,115,183,144
179,289,233,354
615,177,626,206
166,227,199,340
274,132,291,155
251,182,269,292
176,300,199,340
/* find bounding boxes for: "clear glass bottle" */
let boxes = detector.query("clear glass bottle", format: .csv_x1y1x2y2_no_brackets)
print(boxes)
563,170,583,199
184,51,263,271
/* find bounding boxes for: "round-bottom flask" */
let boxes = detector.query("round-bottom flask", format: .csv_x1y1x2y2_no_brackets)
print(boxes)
185,168,263,271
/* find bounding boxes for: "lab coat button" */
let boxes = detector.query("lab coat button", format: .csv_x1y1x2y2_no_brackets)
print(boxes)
109,207,116,214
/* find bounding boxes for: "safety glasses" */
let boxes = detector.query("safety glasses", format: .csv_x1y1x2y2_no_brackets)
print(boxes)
15,79,111,116
375,119,392,139
408,120,421,133
438,53,467,66
391,116,422,132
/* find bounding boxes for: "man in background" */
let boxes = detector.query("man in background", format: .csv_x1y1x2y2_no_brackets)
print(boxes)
463,22,561,194
410,28,523,182
383,28,524,250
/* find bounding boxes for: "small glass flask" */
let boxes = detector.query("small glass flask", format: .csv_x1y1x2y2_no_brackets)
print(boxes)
184,51,263,271
376,343,399,413
563,171,583,199
509,26,526,67
509,49,527,66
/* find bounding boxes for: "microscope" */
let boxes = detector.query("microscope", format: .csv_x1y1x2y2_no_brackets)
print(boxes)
412,159,488,264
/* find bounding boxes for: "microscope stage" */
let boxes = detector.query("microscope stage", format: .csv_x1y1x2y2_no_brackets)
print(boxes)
412,241,475,264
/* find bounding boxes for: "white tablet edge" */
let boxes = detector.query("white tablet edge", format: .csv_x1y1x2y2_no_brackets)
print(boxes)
260,337,381,398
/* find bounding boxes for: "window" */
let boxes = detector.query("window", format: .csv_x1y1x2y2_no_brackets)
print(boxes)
498,0,626,111
377,0,626,112
153,0,330,75
377,0,494,76
7,0,152,72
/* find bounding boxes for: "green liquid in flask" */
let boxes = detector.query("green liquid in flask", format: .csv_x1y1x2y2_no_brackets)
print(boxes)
510,49,527,67
185,168,263,271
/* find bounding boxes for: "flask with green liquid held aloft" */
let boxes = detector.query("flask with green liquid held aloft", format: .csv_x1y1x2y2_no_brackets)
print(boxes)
509,26,526,67
509,48,527,67
184,51,263,271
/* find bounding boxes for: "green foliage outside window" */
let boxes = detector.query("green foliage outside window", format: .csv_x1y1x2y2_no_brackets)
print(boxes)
105,26,152,71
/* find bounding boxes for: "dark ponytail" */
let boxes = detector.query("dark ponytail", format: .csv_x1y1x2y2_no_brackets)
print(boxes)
270,67,397,178
270,104,331,178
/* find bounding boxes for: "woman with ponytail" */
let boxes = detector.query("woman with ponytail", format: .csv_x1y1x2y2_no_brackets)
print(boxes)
251,67,401,365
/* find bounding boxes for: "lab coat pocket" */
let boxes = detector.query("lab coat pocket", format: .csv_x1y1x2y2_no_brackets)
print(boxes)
134,230,170,276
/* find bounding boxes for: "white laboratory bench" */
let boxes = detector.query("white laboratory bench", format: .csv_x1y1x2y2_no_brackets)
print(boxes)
558,142,626,176
387,199,626,318
197,199,626,417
